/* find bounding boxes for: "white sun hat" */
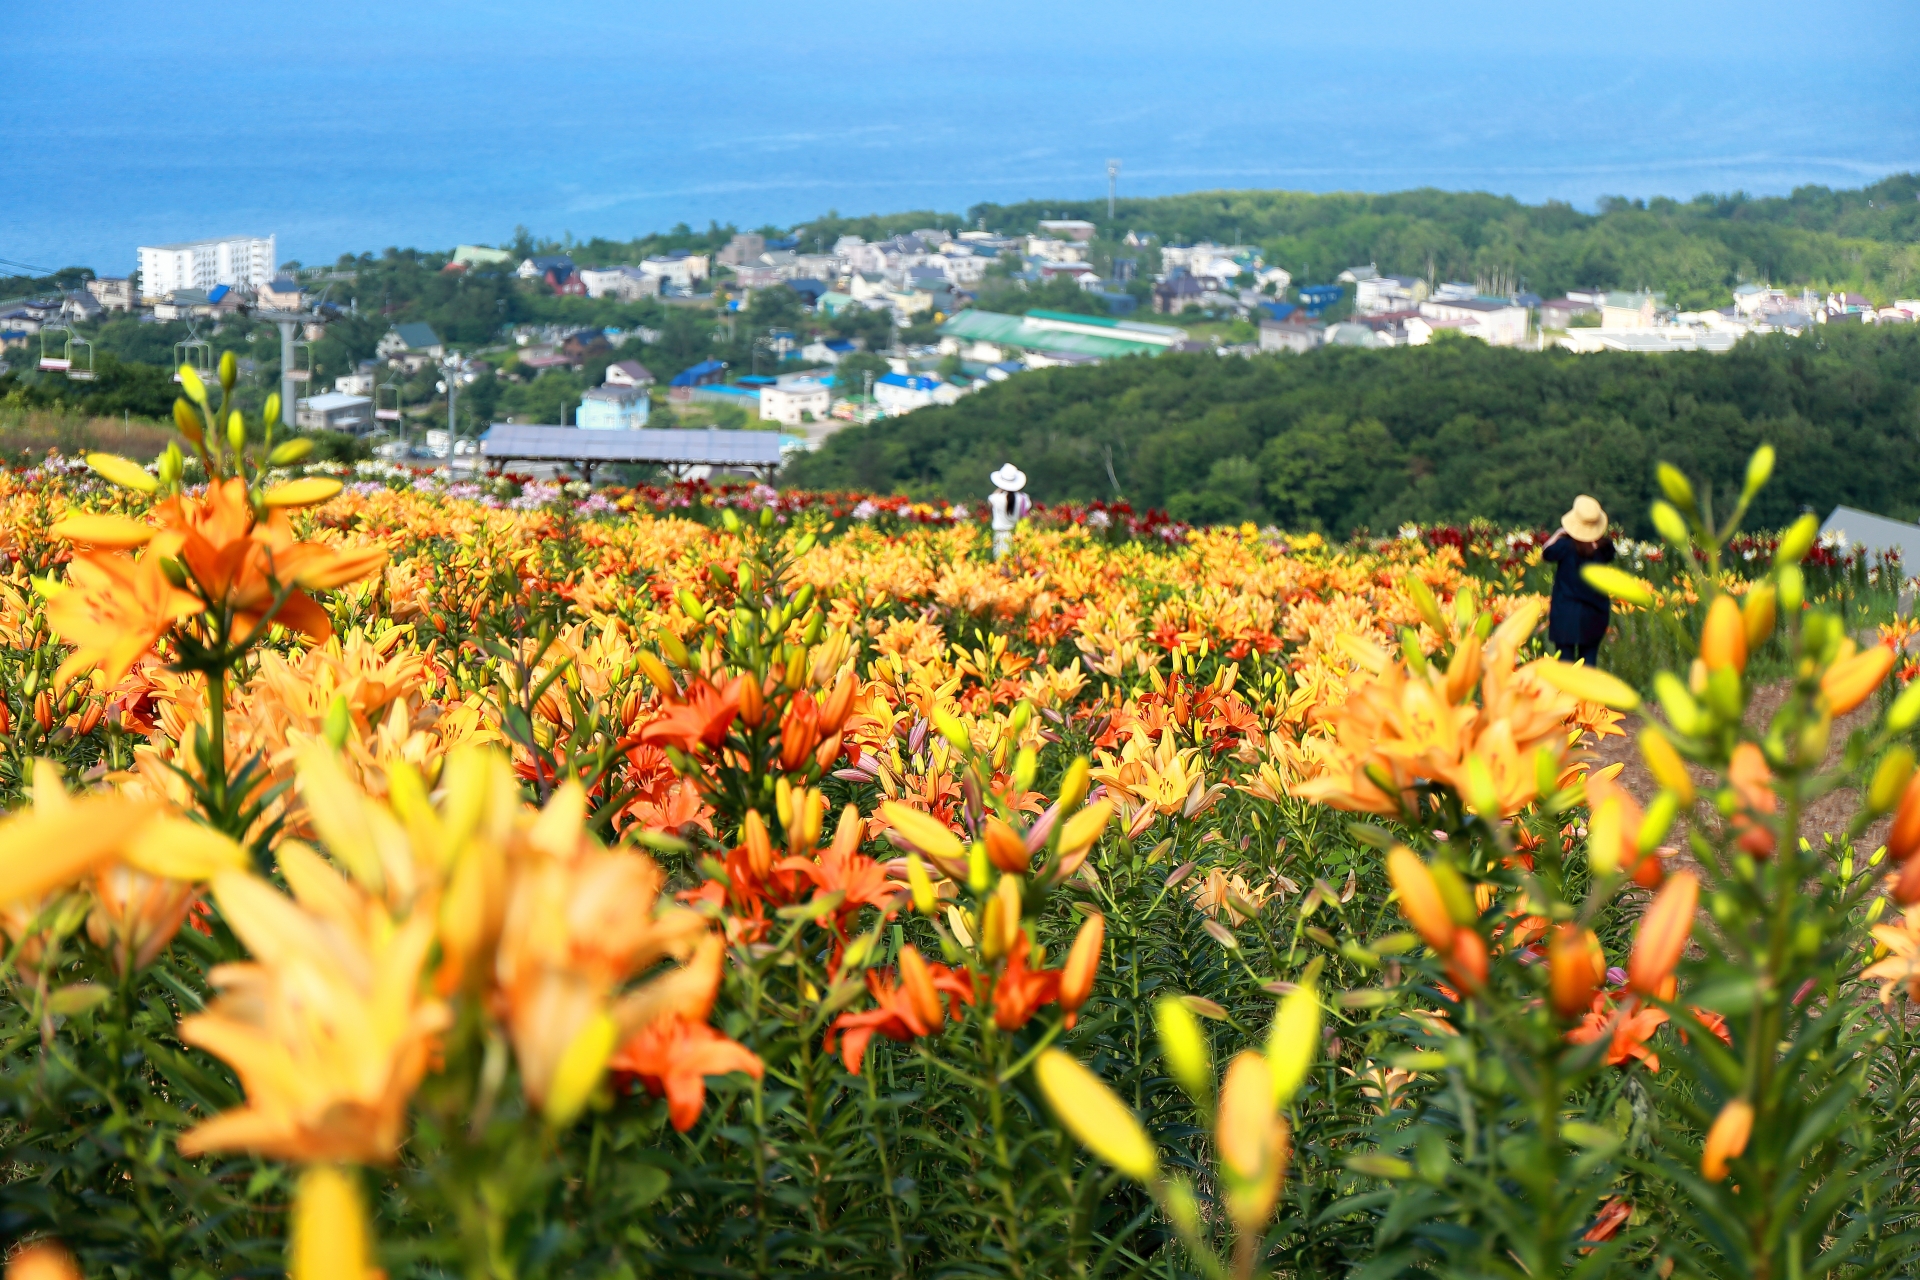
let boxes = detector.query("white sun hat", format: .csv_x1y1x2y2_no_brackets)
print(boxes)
990,463,1027,491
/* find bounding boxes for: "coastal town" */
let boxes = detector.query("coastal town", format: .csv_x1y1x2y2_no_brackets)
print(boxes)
6,217,1916,472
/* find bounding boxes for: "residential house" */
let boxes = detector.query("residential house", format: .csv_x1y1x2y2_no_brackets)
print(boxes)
335,361,379,396
517,255,575,284
667,358,728,401
1418,297,1530,346
1601,292,1664,329
257,276,307,310
1025,236,1089,264
1153,273,1207,315
801,337,859,364
295,391,373,432
604,360,655,388
785,278,829,307
728,262,785,290
576,383,650,429
1351,310,1420,346
873,372,940,415
1037,219,1098,242
790,252,842,282
561,329,610,364
60,292,102,323
815,291,855,317
718,233,766,266
759,376,831,426
1406,315,1488,345
1038,261,1099,287
1540,297,1600,329
578,266,659,301
1430,282,1479,302
377,323,445,361
936,242,1000,284
640,250,710,291
1297,285,1344,315
84,277,133,312
1258,318,1325,353
1354,275,1428,315
1336,264,1380,283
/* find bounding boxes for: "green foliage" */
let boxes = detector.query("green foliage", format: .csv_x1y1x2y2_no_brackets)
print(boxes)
786,327,1920,535
971,174,1920,303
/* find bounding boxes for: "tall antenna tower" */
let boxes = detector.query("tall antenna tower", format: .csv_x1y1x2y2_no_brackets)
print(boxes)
1107,159,1121,221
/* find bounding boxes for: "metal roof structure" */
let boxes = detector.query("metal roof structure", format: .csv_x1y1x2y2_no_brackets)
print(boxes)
480,424,785,479
939,309,1171,361
1820,506,1920,575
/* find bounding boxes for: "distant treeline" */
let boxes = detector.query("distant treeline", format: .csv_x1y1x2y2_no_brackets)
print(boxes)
973,176,1920,307
783,326,1920,537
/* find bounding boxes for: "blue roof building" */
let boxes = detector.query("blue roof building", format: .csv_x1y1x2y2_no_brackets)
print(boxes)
669,358,728,389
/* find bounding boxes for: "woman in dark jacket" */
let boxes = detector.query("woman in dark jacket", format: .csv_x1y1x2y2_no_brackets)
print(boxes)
1542,493,1616,665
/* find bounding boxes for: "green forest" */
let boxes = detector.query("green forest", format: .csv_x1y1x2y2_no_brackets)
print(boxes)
784,326,1920,536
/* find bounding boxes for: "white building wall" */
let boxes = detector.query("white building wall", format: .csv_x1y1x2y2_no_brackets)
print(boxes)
137,235,276,299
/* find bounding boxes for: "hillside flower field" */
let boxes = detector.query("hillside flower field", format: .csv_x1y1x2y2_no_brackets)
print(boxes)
3,365,1920,1279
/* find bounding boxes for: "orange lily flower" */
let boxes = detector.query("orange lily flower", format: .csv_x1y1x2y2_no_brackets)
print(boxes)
991,929,1062,1030
639,675,744,753
176,857,452,1163
608,1014,763,1131
46,550,201,689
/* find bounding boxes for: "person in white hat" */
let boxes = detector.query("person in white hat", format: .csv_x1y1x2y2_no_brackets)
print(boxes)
987,464,1030,560
1542,493,1617,665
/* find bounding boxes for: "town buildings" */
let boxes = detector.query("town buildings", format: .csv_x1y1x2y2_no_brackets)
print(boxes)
84,277,134,312
759,375,832,426
577,383,651,429
136,234,277,301
294,391,373,432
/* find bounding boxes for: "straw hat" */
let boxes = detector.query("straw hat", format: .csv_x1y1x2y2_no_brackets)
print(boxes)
1561,494,1609,541
990,464,1027,491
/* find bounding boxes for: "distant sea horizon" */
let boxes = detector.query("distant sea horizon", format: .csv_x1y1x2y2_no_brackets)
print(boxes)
5,1,1915,276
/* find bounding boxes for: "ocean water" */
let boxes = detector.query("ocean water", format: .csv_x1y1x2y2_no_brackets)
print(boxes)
4,0,1917,274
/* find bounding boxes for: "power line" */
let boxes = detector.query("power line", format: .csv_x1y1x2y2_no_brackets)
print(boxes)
0,256,60,278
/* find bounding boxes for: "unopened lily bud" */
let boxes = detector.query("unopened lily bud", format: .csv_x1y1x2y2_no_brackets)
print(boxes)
743,810,774,879
983,816,1027,873
1639,728,1694,803
1822,644,1896,715
1058,913,1104,1027
1404,573,1446,635
1034,1049,1158,1181
1776,513,1818,566
1217,1052,1289,1233
1011,745,1037,793
898,945,943,1029
1888,773,1920,864
906,853,937,913
1587,794,1625,876
1429,859,1477,927
1742,584,1777,649
1266,978,1319,1106
1628,870,1699,996
267,437,312,466
1386,846,1455,951
933,707,970,750
1548,923,1602,1018
674,588,707,623
1154,994,1213,1109
1056,756,1091,814
1870,747,1915,816
1700,596,1747,673
1701,1098,1753,1182
1742,443,1774,499
1656,462,1697,513
227,410,246,456
262,392,281,429
1445,928,1489,994
1650,500,1690,548
1582,564,1656,608
1653,672,1709,737
1777,563,1804,613
1638,790,1680,855
158,442,184,487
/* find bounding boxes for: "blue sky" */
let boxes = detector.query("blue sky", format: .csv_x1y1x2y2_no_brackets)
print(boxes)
5,0,1916,271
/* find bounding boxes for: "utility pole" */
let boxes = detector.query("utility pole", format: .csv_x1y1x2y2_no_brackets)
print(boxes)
1107,159,1121,222
438,351,462,472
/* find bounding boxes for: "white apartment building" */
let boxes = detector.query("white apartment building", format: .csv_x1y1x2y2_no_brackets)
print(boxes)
137,235,277,301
